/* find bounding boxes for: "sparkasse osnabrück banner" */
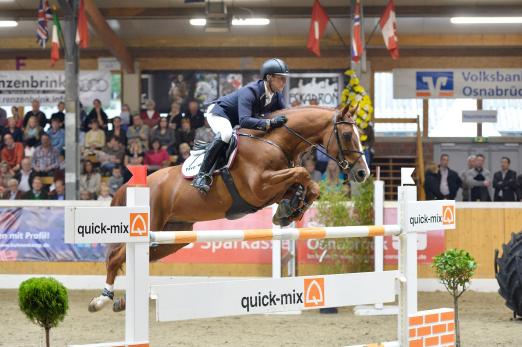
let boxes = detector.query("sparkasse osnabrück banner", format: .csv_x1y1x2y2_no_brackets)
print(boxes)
393,69,522,99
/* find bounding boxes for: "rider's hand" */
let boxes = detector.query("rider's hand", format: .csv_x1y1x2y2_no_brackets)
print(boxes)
269,115,287,129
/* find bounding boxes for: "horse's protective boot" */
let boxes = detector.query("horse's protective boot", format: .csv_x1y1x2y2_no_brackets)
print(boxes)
192,135,227,194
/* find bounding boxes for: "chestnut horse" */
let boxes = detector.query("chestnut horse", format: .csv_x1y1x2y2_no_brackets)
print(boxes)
89,105,370,312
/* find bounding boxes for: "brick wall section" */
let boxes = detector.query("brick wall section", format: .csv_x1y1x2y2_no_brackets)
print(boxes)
409,308,455,347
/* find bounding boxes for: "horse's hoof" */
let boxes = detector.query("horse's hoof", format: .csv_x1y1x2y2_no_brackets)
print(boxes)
113,297,126,312
88,295,112,312
276,200,293,218
279,217,291,227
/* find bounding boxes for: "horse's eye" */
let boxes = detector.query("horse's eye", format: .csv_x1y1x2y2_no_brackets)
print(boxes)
342,132,352,141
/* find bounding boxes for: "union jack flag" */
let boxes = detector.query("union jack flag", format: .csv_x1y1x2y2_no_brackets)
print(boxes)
36,0,52,48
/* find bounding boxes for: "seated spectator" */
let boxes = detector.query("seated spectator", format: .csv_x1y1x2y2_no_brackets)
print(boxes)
32,133,59,176
80,160,101,198
80,190,92,200
14,158,35,193
194,118,214,144
54,151,65,182
175,142,191,165
107,116,127,146
1,178,23,200
119,104,131,129
47,118,65,151
140,99,160,129
0,106,6,128
176,118,195,147
466,153,491,201
22,176,47,200
97,183,112,201
23,115,43,149
50,101,65,127
84,118,106,151
127,114,150,151
144,139,170,172
1,133,24,172
151,117,176,149
98,136,125,174
11,106,24,128
84,98,108,130
2,117,23,142
48,179,65,200
108,165,124,196
0,161,13,183
303,158,321,182
124,142,145,167
424,162,443,200
186,99,205,129
167,102,181,129
23,99,47,129
493,156,517,202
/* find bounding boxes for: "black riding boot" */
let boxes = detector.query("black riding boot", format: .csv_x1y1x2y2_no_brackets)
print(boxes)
192,136,227,194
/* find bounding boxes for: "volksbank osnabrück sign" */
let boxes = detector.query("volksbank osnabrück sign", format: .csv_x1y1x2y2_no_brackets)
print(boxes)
393,69,522,99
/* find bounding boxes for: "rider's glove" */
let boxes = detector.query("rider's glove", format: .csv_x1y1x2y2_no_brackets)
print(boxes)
269,115,288,129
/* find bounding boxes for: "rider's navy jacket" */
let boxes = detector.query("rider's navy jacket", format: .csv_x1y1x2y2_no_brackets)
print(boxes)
209,80,286,130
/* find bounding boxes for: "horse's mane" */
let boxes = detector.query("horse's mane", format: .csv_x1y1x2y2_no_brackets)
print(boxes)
269,105,337,119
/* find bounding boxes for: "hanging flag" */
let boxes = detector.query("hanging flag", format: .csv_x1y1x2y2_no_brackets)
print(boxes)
351,0,363,63
380,0,399,60
306,0,329,57
36,0,52,48
51,11,63,66
76,0,89,48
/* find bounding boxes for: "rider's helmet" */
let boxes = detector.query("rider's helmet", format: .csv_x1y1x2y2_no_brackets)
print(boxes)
260,58,290,80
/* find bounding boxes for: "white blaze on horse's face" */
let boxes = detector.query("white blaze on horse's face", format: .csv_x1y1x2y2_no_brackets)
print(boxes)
350,124,370,182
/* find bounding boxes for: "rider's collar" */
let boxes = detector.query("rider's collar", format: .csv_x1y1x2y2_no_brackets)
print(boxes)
263,80,274,105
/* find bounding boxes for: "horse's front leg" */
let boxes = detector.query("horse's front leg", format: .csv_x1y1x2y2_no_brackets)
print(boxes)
287,180,321,223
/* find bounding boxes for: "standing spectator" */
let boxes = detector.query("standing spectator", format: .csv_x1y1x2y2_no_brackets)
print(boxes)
460,155,476,201
84,119,106,150
14,158,35,193
108,166,124,196
424,162,443,200
186,99,205,129
3,117,24,142
22,176,47,200
1,134,24,172
23,99,47,129
0,107,7,127
315,147,329,173
144,139,170,172
97,136,125,174
176,118,195,147
167,102,182,129
126,114,150,151
140,99,160,129
85,99,108,130
108,116,127,146
493,157,518,202
11,106,24,128
175,142,191,165
50,101,65,127
438,154,461,199
1,178,23,200
194,118,214,144
23,115,43,149
466,153,491,201
97,183,112,201
119,104,131,129
303,157,321,182
47,118,65,151
32,133,60,176
151,117,176,149
80,160,101,198
48,179,65,200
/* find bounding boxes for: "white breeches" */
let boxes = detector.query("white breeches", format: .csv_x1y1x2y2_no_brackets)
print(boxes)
205,105,233,143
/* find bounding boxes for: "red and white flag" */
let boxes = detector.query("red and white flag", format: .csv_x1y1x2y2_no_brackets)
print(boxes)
76,0,89,48
351,0,363,63
307,0,329,57
380,0,399,60
50,21,59,66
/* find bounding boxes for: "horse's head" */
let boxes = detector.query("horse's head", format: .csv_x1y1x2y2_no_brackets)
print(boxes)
328,104,370,183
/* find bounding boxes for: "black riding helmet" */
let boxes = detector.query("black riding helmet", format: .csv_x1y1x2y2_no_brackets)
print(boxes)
260,58,290,80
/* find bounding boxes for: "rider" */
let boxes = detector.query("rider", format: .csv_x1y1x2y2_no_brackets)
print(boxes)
192,58,290,194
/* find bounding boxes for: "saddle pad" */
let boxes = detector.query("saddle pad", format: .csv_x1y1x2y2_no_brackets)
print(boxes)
181,132,239,179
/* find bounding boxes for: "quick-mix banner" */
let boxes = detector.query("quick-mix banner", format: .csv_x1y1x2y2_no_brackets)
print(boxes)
0,70,111,106
393,68,522,99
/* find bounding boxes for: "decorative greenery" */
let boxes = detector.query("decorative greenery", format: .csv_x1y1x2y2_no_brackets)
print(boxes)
18,277,69,347
432,249,477,347
340,69,374,148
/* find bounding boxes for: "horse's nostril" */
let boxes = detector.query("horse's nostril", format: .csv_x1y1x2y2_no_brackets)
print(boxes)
357,170,366,179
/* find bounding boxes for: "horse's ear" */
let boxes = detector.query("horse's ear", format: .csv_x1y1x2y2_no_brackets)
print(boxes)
341,103,351,118
341,103,358,119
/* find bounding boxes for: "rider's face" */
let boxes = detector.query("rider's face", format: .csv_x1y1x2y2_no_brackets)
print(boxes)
268,74,287,93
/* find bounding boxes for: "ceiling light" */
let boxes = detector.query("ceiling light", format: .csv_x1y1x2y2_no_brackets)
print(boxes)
190,18,206,26
232,18,270,26
0,20,17,28
451,17,522,24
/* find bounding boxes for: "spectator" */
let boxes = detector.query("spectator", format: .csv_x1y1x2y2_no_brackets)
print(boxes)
2,117,23,142
144,139,170,172
176,118,195,147
460,155,476,201
108,116,127,146
175,142,191,165
186,99,205,129
32,133,59,176
79,102,89,133
303,157,322,182
47,118,65,151
14,158,35,193
108,165,124,196
98,136,125,174
321,160,347,193
315,147,329,173
140,99,160,129
438,154,461,199
80,190,92,200
126,114,150,151
48,179,65,200
22,176,47,200
1,133,24,172
124,141,145,167
97,183,112,201
50,101,65,127
493,157,517,202
466,153,491,201
167,102,182,129
10,106,24,128
23,115,43,148
0,161,13,183
309,97,319,106
54,151,65,182
23,99,47,129
518,174,522,202
424,162,443,200
80,160,101,198
194,118,214,144
85,99,108,130
1,178,23,200
119,104,131,129
84,118,106,150
151,117,176,149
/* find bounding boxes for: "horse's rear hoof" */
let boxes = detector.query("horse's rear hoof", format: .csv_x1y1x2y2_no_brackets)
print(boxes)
113,297,126,312
88,295,112,312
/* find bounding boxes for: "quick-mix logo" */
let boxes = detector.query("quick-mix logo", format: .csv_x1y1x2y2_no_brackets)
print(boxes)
240,277,325,312
76,212,149,238
409,205,455,227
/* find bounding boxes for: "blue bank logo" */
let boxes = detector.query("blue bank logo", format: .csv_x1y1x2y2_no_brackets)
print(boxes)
416,71,454,97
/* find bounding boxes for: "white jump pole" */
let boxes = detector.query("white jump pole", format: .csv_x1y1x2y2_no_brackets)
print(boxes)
271,204,282,279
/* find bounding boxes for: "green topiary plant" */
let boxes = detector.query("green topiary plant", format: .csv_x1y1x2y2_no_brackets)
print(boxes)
18,277,69,347
432,249,477,347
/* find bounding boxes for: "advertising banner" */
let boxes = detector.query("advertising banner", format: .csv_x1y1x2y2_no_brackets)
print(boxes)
288,73,341,106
